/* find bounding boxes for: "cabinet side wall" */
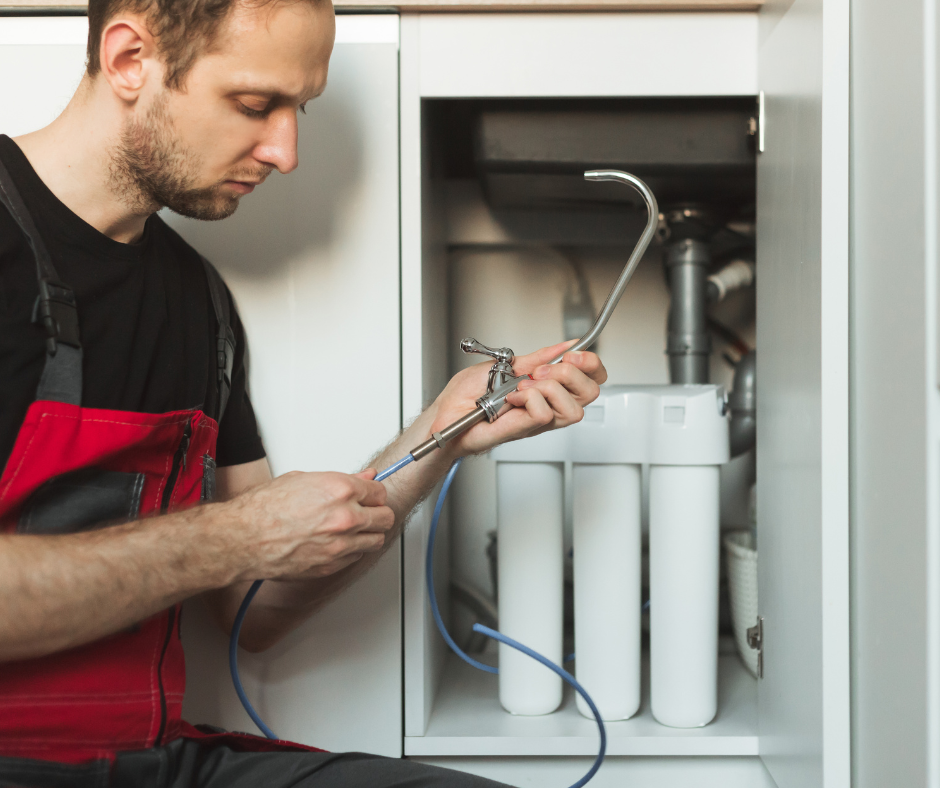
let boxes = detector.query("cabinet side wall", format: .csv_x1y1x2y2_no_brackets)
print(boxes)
757,0,851,784
850,1,930,785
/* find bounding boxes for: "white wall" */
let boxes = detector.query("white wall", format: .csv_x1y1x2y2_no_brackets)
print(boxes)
165,18,405,756
0,17,87,137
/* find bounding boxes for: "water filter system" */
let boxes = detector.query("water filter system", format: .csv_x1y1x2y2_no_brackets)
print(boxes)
228,170,736,785
492,385,729,726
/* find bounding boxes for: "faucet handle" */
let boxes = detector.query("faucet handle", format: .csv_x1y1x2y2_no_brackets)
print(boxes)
460,338,514,365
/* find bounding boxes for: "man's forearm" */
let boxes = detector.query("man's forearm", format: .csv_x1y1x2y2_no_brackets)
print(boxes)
0,504,237,662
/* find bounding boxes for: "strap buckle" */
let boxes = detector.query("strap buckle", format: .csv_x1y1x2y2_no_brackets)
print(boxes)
216,325,236,415
32,278,81,356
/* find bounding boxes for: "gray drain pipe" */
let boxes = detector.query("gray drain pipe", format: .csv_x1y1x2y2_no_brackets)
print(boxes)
663,212,756,454
666,238,712,384
729,350,756,457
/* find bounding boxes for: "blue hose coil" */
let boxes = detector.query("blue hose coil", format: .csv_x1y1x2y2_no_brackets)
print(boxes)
471,624,606,788
228,577,276,739
230,453,607,787
425,459,606,788
425,459,497,674
229,454,415,740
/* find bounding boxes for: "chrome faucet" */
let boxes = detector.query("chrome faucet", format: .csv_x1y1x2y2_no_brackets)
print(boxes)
410,170,659,462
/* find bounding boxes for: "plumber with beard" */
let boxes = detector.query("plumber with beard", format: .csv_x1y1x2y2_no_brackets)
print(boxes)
0,0,608,785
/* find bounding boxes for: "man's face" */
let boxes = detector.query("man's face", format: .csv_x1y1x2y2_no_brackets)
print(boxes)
112,0,335,220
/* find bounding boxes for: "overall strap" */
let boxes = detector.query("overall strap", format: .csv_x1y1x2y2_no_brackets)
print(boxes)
0,158,82,405
200,257,235,423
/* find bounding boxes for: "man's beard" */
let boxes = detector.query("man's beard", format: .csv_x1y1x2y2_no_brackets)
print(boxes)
110,93,267,222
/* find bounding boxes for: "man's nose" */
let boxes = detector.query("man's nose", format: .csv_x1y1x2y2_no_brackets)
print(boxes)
254,110,299,175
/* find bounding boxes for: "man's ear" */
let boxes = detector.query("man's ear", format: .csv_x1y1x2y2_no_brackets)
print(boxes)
98,17,162,103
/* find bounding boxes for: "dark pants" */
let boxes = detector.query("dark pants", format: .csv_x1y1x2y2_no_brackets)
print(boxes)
0,739,508,788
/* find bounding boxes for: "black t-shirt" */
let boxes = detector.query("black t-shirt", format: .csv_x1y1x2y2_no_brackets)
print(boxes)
0,135,265,471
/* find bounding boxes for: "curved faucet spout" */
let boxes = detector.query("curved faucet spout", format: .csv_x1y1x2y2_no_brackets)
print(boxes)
409,170,660,463
547,170,660,364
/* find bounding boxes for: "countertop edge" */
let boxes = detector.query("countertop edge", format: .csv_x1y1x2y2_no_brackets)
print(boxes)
1,0,763,12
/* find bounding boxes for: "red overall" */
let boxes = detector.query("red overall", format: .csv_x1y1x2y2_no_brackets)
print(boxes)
0,405,217,764
0,160,319,766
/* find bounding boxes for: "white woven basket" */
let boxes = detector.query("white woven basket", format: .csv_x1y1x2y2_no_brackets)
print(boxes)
724,529,758,678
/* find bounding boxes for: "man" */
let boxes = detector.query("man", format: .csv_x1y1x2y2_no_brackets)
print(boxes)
0,0,606,785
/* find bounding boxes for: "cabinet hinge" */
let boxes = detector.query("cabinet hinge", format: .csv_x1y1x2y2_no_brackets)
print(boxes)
747,616,764,678
757,91,765,154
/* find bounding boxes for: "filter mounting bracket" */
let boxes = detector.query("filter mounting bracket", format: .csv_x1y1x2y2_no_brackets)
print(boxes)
747,616,764,679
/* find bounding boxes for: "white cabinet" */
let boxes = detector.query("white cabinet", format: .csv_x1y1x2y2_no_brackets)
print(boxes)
10,5,927,786
755,2,850,786
399,8,850,788
850,1,940,786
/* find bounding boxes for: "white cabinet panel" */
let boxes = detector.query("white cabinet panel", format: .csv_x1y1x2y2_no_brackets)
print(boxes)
415,12,757,98
851,1,938,785
166,29,403,756
0,18,87,138
756,0,849,786
415,755,777,788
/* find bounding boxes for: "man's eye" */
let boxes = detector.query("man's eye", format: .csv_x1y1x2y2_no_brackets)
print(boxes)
238,102,268,119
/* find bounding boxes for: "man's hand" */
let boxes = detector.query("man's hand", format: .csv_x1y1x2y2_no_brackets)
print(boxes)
221,470,396,583
208,341,607,651
429,340,608,456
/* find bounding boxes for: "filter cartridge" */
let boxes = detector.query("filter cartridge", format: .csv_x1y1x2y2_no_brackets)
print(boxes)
496,461,564,715
573,463,642,720
649,464,720,728
491,384,730,726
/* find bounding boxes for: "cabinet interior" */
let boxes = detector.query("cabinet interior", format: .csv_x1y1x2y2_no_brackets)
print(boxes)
404,97,759,758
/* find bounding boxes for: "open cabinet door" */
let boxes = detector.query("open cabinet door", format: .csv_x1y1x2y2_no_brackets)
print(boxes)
756,1,850,787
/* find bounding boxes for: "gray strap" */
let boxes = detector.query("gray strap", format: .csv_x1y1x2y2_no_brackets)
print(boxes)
0,157,82,405
35,344,82,406
200,257,235,423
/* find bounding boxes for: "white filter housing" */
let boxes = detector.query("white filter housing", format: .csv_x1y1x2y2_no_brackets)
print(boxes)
573,463,642,720
493,385,728,727
649,464,720,727
494,385,729,467
496,462,564,715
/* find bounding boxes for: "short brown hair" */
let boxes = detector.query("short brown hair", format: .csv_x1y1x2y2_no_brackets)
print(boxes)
86,0,315,91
